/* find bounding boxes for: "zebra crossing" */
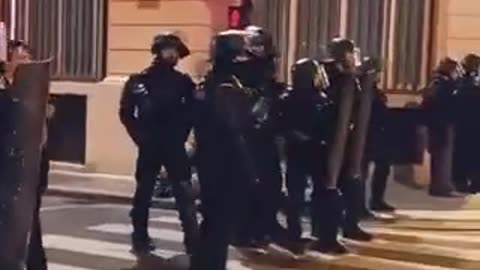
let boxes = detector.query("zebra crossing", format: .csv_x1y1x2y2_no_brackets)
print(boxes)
44,209,268,270
42,205,480,270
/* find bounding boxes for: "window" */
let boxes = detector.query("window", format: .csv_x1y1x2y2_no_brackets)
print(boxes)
296,0,341,59
252,0,291,81
346,0,433,92
13,0,107,81
293,0,433,92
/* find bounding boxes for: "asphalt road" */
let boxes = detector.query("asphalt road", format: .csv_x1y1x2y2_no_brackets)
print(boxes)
40,196,281,270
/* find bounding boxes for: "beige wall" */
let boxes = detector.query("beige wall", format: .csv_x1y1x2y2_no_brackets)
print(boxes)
108,0,230,79
433,0,480,62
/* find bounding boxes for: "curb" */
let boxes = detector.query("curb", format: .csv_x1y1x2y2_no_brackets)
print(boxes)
46,186,178,210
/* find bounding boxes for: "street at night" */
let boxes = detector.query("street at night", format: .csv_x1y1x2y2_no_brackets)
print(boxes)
41,195,480,270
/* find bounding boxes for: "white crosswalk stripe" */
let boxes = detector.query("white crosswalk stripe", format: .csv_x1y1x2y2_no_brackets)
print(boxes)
48,263,93,270
45,213,255,270
88,223,184,242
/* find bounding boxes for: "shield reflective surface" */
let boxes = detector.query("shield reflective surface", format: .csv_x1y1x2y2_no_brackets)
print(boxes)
0,60,51,269
324,75,356,187
346,72,376,178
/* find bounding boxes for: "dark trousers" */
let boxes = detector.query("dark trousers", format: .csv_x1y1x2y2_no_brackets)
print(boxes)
132,142,199,253
27,148,49,270
191,134,250,270
363,160,391,204
285,142,325,241
428,126,455,194
453,129,480,192
241,135,283,241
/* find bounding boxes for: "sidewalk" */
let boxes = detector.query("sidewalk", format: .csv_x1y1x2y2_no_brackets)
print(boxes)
47,166,480,211
47,168,178,209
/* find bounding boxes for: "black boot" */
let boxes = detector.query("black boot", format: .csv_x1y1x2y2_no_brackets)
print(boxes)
130,209,156,255
370,200,395,212
131,233,156,255
358,179,375,219
341,179,373,242
172,181,201,256
311,188,348,254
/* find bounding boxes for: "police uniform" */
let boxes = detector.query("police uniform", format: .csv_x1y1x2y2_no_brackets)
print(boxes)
119,33,200,255
282,58,333,254
229,26,287,247
313,38,374,253
191,29,271,270
364,86,395,212
453,54,480,194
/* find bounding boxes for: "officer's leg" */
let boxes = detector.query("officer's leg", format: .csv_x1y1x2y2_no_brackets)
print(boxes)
339,172,373,242
453,130,472,192
257,144,285,243
310,149,348,254
191,152,244,270
285,145,308,245
27,194,47,270
164,144,200,256
131,146,160,253
370,160,395,211
359,160,374,219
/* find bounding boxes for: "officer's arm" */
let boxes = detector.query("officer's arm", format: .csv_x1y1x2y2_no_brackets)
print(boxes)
183,75,196,139
119,75,143,144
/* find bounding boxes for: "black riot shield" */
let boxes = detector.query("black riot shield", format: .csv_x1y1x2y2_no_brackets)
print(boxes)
0,60,51,270
325,75,357,188
213,81,258,182
346,72,376,179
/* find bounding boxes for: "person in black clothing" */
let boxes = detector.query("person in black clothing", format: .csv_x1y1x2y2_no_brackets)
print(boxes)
453,54,480,194
362,63,396,213
191,28,275,270
119,33,200,256
282,58,333,254
230,25,287,249
423,57,462,197
313,38,374,254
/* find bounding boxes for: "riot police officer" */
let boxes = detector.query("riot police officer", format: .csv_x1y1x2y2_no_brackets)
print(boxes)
423,57,462,197
282,58,332,254
231,25,287,248
314,38,373,253
362,59,395,213
453,54,480,194
191,29,273,270
119,33,200,255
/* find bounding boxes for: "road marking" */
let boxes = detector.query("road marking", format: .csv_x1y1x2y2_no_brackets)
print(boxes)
43,234,181,261
88,223,184,242
48,263,93,270
41,203,177,214
44,234,253,270
150,215,181,225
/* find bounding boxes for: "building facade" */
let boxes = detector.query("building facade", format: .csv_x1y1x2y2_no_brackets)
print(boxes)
1,0,480,177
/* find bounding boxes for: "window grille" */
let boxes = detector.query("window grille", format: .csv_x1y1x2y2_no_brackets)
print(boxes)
13,0,107,81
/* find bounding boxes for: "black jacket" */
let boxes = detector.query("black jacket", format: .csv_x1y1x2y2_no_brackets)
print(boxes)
119,64,195,146
281,87,333,146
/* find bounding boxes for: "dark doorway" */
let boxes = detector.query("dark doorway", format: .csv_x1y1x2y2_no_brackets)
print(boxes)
47,94,87,164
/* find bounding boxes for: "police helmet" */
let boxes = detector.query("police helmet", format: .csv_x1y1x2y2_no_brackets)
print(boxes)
327,38,355,60
291,58,329,90
462,54,480,75
244,25,276,59
151,33,190,59
210,30,250,65
434,57,460,78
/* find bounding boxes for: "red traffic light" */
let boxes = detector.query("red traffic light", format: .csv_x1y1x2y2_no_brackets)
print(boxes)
228,6,243,29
